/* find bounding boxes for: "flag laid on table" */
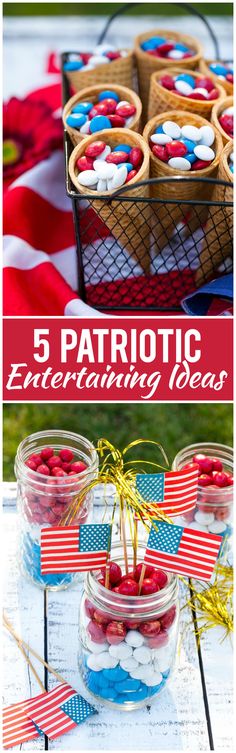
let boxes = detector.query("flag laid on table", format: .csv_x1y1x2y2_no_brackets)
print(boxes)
136,465,199,517
26,683,78,740
60,694,97,724
2,698,40,749
41,524,111,574
144,521,221,581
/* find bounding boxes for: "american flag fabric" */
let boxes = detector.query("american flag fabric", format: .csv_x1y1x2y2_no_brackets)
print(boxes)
2,698,40,749
60,694,97,724
26,683,77,740
144,520,221,581
136,465,199,516
41,523,111,573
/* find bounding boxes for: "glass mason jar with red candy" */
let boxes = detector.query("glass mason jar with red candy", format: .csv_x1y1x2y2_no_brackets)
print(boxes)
172,443,233,560
78,542,179,710
15,430,98,590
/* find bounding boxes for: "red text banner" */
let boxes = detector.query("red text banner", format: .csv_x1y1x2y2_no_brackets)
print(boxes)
3,317,233,402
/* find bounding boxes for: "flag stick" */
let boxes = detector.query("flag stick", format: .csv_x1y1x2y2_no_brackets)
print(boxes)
133,519,138,569
120,496,129,575
138,563,146,595
3,615,45,693
3,613,66,685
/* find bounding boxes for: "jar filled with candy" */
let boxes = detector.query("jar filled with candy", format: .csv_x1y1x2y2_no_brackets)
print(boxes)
172,443,233,559
15,430,98,590
78,542,179,710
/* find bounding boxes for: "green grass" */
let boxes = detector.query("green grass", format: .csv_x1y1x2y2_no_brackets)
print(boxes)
3,2,233,15
3,403,233,480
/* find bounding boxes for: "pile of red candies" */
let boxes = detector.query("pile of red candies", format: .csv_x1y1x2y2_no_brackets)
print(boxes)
85,561,175,647
218,106,234,138
183,453,233,489
159,72,220,101
26,446,87,477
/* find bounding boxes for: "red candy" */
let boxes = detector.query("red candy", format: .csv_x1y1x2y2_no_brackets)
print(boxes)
116,103,136,118
198,473,213,486
160,75,175,90
47,455,62,469
188,92,206,101
207,88,219,100
93,609,109,626
211,457,223,472
88,620,106,643
153,570,168,589
213,472,229,488
70,461,87,473
152,144,169,162
141,578,159,595
51,468,67,477
106,151,129,164
147,630,169,648
85,141,106,158
89,104,108,118
37,464,50,476
106,621,126,645
76,156,94,171
195,456,213,474
166,140,187,158
26,459,38,471
40,447,54,461
59,448,74,462
219,114,233,137
118,579,139,596
125,169,138,182
197,77,215,92
129,147,143,167
101,561,122,585
226,73,233,83
84,598,94,619
160,605,176,629
156,42,174,56
99,98,117,113
133,563,155,581
192,159,212,170
108,114,126,127
139,620,161,637
28,454,42,467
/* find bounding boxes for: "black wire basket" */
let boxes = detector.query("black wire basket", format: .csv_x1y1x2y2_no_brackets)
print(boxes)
62,3,233,312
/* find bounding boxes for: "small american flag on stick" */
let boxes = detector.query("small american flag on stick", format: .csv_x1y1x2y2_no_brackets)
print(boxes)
136,465,199,517
2,699,40,749
26,683,78,740
41,523,111,574
144,520,221,581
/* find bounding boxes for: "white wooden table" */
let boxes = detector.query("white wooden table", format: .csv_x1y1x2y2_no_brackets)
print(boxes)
3,484,233,752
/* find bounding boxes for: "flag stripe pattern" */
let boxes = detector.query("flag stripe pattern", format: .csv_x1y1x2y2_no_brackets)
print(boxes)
3,701,39,749
27,683,77,740
144,521,221,581
41,524,111,573
136,466,199,516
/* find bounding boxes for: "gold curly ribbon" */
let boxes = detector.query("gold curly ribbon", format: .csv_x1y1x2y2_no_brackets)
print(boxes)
181,561,233,639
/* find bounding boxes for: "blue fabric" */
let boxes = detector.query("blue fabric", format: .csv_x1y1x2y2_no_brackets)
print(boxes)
181,274,233,315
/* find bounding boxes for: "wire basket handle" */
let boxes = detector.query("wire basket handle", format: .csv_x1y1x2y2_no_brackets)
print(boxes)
97,2,220,59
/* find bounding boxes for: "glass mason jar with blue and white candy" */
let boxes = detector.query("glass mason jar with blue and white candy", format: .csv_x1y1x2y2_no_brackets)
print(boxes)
172,443,233,561
78,542,179,710
15,430,98,590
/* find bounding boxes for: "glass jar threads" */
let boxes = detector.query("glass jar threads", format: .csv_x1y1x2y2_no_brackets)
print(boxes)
172,442,233,559
78,542,179,710
15,430,98,590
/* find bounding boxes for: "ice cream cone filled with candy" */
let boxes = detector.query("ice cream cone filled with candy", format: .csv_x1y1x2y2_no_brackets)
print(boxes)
63,84,142,147
63,46,133,93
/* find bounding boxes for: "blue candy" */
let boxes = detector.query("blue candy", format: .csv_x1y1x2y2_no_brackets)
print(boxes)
209,63,228,76
186,153,197,164
176,73,195,88
114,679,140,693
149,679,166,696
181,137,197,153
162,668,170,679
23,534,72,587
113,144,131,153
98,90,119,102
116,686,148,703
95,674,110,689
117,162,133,172
90,115,112,133
141,36,166,51
66,113,87,128
103,667,128,682
230,164,234,173
98,687,118,701
64,61,83,71
155,125,164,134
175,43,189,52
72,102,93,114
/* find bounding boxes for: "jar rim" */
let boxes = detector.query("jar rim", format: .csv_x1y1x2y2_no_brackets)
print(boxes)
14,429,98,491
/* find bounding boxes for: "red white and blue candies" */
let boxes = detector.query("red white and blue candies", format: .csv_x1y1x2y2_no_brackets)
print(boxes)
76,140,143,191
209,61,234,86
229,151,234,174
63,45,127,72
66,91,137,135
150,120,216,170
81,564,177,706
140,35,195,60
219,106,234,138
159,72,219,101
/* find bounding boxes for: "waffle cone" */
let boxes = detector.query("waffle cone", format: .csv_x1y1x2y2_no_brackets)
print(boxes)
196,139,233,286
64,51,133,94
69,129,151,273
134,30,203,122
148,68,225,121
211,96,233,144
143,111,222,253
63,84,142,147
199,59,233,96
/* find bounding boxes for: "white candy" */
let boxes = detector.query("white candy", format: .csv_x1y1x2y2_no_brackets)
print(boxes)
95,44,115,54
120,657,139,672
223,106,234,115
97,179,108,192
230,152,234,162
163,120,181,139
89,55,109,66
154,657,169,674
98,145,111,160
116,100,129,108
169,516,184,527
167,50,184,59
82,64,95,71
96,652,118,669
109,642,133,660
195,511,215,525
175,80,193,96
130,665,154,680
133,647,151,665
181,124,201,142
80,121,91,134
126,116,135,127
188,522,208,532
109,165,127,189
168,157,191,171
208,520,227,534
87,654,102,671
194,145,215,161
93,160,116,179
194,87,209,97
125,630,144,648
151,133,172,145
86,637,108,654
199,125,215,147
145,671,163,687
77,170,98,187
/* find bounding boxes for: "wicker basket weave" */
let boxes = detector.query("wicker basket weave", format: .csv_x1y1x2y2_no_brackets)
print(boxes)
134,30,203,122
64,50,134,93
196,139,233,286
148,68,225,121
143,111,222,254
211,96,233,144
199,59,233,96
63,84,142,146
69,128,151,273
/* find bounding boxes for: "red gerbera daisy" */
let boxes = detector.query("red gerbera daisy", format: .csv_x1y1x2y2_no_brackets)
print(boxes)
3,96,63,183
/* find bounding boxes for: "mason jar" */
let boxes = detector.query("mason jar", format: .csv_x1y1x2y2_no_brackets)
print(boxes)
78,541,179,710
15,430,98,590
172,442,233,559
